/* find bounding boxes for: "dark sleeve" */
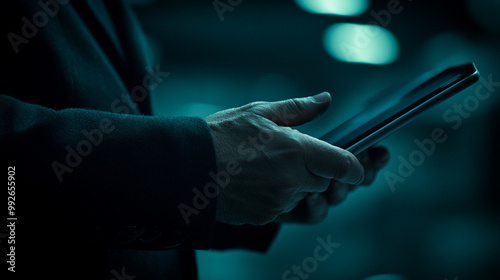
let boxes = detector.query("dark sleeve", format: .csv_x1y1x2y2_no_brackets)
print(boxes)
212,222,281,252
1,0,280,257
1,94,218,251
1,94,281,254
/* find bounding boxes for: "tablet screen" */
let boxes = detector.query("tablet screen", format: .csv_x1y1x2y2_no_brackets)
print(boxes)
320,63,479,155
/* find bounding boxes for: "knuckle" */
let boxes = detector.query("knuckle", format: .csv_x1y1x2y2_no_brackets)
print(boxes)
282,129,304,152
288,98,307,114
242,101,267,113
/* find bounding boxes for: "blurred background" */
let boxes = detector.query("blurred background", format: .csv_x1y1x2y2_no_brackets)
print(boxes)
130,0,500,279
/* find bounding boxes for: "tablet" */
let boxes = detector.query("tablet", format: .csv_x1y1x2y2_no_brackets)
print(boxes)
320,62,480,155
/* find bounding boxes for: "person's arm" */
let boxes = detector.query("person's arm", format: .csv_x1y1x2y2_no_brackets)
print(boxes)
1,94,219,250
1,90,385,254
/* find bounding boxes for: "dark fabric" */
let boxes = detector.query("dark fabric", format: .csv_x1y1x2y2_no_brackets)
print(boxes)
2,1,279,279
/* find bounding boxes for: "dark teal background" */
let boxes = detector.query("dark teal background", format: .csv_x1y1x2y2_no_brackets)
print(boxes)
132,0,500,279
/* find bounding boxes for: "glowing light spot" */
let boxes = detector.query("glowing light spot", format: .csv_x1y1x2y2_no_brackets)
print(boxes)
295,0,369,16
323,23,399,65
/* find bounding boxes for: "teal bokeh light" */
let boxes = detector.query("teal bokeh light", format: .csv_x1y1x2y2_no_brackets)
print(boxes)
323,23,399,65
295,0,369,16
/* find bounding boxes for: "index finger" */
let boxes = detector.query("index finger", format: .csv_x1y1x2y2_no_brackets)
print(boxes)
299,132,365,185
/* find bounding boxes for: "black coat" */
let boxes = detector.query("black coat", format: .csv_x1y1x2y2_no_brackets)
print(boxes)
1,1,279,279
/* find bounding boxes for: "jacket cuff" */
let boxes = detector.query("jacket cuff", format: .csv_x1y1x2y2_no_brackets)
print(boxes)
209,222,281,252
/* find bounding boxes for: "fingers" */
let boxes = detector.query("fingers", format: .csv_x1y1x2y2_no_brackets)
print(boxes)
276,192,329,224
358,146,390,185
301,133,365,186
369,146,390,169
303,193,329,224
249,92,331,127
277,145,390,224
324,180,351,205
283,192,308,213
243,91,364,185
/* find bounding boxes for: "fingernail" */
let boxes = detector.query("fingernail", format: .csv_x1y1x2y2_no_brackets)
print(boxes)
311,92,330,104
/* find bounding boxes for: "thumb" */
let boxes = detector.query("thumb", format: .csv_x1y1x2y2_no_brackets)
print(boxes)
252,92,331,126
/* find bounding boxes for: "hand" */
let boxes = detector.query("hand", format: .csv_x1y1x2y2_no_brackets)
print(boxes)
275,146,390,224
205,92,365,225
